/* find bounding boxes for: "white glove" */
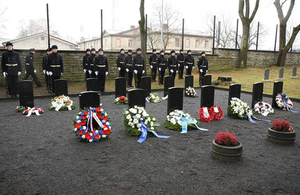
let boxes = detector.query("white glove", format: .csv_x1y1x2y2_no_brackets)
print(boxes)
3,72,7,77
176,70,178,73
46,71,49,75
34,70,37,73
142,70,145,74
185,66,188,69
206,70,208,73
126,68,129,72
178,64,180,67
192,66,195,69
118,67,121,71
150,65,153,69
18,71,21,76
95,71,99,75
61,72,63,75
170,69,174,73
43,70,46,74
200,69,203,73
88,70,92,74
158,68,161,71
25,71,27,74
106,72,108,76
84,69,87,73
134,70,138,74
49,71,53,76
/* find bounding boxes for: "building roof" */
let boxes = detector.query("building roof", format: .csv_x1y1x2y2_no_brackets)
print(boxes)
2,32,78,47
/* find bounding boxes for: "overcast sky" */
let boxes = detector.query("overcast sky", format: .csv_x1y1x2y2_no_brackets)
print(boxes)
1,0,299,50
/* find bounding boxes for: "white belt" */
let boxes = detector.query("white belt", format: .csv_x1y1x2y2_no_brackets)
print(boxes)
135,64,143,67
127,64,132,66
170,65,177,67
160,64,166,66
6,64,18,67
51,65,60,68
98,65,106,67
25,63,30,66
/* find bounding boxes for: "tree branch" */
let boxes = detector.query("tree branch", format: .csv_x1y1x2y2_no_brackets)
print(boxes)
238,0,246,23
282,24,300,52
274,0,284,21
249,0,260,22
283,0,295,23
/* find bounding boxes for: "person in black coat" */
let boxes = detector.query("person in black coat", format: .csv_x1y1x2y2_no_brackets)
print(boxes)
23,48,42,87
167,50,178,80
42,48,52,89
157,50,167,85
197,51,209,86
133,48,145,88
1,42,22,97
125,49,134,87
149,49,158,82
177,49,185,79
83,48,90,80
94,48,109,92
47,45,63,92
88,48,97,78
116,48,126,77
184,50,194,75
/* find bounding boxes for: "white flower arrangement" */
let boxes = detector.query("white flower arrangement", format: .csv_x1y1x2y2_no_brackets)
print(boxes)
148,93,162,103
50,95,75,111
254,101,274,116
164,110,198,131
185,87,197,97
228,97,252,119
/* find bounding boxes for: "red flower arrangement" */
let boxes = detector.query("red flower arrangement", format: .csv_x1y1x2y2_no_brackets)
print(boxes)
272,119,293,132
215,131,238,146
114,96,128,105
199,105,224,122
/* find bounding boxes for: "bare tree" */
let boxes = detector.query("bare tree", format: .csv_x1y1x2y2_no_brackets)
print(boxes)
17,18,58,38
138,0,146,73
274,0,299,66
147,21,159,50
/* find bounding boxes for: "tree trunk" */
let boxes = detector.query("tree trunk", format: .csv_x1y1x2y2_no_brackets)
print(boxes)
239,23,250,68
138,0,147,74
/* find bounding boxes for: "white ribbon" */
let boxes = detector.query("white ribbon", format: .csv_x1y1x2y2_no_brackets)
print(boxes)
26,107,40,117
92,112,105,128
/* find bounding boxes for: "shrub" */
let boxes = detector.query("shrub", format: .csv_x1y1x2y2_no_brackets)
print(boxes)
214,131,238,146
272,119,293,132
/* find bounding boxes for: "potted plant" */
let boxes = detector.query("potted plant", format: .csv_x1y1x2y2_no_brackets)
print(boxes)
267,119,295,144
211,131,243,162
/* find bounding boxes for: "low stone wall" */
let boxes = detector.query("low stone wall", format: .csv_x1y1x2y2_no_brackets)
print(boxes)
0,48,299,85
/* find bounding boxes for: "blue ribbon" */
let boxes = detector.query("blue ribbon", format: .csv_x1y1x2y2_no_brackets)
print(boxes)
180,114,208,134
137,121,170,143
246,111,256,123
281,93,298,113
252,115,271,123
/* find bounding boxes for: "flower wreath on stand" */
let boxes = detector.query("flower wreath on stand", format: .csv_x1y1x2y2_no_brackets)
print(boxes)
275,93,297,113
73,107,112,142
114,96,128,105
254,101,274,116
146,93,162,103
123,106,170,143
164,110,208,134
198,105,224,122
228,98,270,123
185,87,197,97
50,95,75,111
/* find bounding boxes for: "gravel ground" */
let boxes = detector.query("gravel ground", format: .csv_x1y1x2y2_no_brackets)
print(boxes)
0,89,299,195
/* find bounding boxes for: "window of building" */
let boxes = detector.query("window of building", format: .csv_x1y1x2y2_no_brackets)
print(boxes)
128,40,132,48
195,40,199,48
185,38,190,48
41,36,45,41
175,38,180,47
205,40,209,48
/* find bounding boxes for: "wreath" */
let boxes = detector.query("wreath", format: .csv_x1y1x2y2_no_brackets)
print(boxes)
198,107,214,122
114,96,128,105
74,107,112,142
147,93,162,103
23,107,44,117
164,110,199,131
16,106,27,112
275,93,294,111
254,101,274,116
185,87,197,97
50,95,75,111
227,97,252,120
210,105,224,121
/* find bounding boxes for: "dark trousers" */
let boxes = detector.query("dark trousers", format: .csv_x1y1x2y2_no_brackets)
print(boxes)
199,71,206,86
178,64,184,78
119,70,126,77
85,71,89,80
170,72,177,80
90,71,96,78
151,68,157,81
7,75,19,95
159,70,165,84
98,74,106,92
52,75,61,92
186,68,192,76
23,72,41,87
45,74,48,87
127,72,133,86
136,73,142,88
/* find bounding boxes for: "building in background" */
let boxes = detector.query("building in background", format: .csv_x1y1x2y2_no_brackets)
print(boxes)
78,26,213,53
2,33,78,50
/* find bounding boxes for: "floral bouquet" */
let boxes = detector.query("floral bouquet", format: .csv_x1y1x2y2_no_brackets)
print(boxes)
73,107,112,142
254,101,274,116
50,95,75,111
276,93,297,112
23,107,44,117
185,87,197,97
227,97,252,120
114,96,128,105
16,106,27,112
147,93,162,103
199,105,224,122
164,110,208,134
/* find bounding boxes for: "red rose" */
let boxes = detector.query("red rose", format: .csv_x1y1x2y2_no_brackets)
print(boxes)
94,134,100,139
103,116,108,121
124,99,128,102
81,121,86,126
78,130,84,135
75,123,81,128
85,133,92,140
82,115,87,120
84,111,88,115
95,108,101,112
97,113,102,119
103,129,111,135
120,96,125,100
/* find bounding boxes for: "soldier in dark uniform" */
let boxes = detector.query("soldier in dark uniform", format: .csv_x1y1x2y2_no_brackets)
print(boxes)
125,49,134,87
197,51,209,86
94,48,108,92
184,50,194,76
116,48,126,77
83,48,90,80
1,42,22,97
23,48,42,87
88,48,96,78
42,48,52,90
133,48,145,88
167,50,178,80
47,45,63,92
177,49,185,79
157,50,167,85
149,49,158,82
